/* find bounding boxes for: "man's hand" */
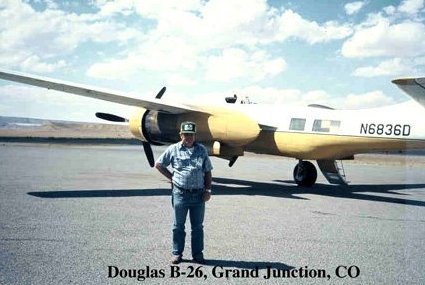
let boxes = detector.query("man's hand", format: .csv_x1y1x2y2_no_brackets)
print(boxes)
202,191,211,202
155,162,173,182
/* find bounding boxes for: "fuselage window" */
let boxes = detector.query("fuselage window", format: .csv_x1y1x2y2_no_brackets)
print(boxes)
289,118,306,131
312,120,340,133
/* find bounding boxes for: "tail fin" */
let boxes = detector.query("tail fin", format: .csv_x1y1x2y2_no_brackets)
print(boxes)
392,77,425,107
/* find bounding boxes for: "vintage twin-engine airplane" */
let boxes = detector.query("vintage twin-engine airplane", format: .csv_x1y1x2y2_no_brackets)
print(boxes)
1,69,425,186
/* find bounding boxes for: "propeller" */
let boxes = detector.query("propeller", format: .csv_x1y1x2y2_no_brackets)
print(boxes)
95,86,166,168
137,86,165,167
95,112,128,122
142,142,155,167
155,86,166,99
95,112,155,167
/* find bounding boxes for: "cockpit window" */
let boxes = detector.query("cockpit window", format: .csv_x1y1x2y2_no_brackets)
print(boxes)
289,118,306,131
312,120,340,132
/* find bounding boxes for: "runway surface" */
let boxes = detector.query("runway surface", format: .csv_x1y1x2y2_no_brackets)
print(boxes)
1,143,425,284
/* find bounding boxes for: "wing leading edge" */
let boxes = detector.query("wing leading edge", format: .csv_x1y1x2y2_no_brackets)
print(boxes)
0,69,200,114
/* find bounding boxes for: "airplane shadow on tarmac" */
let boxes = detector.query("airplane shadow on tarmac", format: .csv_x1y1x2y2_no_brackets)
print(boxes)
27,177,425,207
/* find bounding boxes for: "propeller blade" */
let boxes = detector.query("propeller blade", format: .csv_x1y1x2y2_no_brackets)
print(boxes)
142,142,155,167
229,156,238,167
155,87,166,99
95,112,128,122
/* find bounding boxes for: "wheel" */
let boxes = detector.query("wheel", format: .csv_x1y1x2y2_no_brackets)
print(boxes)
293,161,317,187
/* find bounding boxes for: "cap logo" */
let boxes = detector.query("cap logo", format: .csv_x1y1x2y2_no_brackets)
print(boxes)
184,124,193,131
180,121,196,133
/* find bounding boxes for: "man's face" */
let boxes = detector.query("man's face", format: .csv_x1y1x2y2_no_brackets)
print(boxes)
180,133,195,147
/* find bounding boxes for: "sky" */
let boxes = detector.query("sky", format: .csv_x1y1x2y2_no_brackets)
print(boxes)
0,0,424,122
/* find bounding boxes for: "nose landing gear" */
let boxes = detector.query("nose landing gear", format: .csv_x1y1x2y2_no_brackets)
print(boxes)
293,160,317,187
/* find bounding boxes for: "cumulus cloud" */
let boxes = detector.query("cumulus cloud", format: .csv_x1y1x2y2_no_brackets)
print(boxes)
383,5,397,15
414,56,425,65
344,1,366,15
86,57,136,80
0,0,140,73
21,55,67,73
270,10,353,44
342,19,425,58
3,0,418,121
205,49,286,82
0,0,353,82
95,0,203,18
343,91,396,109
87,0,352,80
342,0,425,61
87,34,201,79
352,58,415,77
93,0,353,47
398,0,424,14
166,75,197,87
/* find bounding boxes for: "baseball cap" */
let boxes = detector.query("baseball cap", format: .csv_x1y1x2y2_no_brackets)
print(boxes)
180,121,196,134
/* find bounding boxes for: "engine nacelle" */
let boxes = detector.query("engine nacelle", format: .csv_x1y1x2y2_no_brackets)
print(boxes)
129,107,260,147
129,108,148,141
129,108,179,144
207,112,260,146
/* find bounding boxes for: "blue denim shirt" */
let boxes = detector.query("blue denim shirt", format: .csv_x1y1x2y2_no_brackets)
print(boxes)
156,142,213,189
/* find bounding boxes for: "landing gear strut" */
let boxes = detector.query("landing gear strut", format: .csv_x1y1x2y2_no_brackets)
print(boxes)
293,160,317,187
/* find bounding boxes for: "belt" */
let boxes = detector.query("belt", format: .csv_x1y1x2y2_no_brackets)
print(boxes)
173,184,203,192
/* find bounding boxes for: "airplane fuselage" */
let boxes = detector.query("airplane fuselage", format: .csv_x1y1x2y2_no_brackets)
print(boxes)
230,100,425,160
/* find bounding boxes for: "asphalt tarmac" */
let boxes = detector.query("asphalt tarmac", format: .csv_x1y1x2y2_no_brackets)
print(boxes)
1,143,425,284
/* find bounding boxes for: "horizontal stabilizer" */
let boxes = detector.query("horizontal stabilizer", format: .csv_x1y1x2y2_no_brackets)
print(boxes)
392,77,425,107
317,160,348,185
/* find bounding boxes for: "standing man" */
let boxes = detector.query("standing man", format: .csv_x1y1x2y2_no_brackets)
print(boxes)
155,121,213,265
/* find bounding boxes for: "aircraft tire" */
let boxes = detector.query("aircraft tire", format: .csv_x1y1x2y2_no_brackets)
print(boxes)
293,161,317,187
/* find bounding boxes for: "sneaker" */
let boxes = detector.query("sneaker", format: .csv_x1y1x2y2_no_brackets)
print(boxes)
192,253,205,264
170,255,182,264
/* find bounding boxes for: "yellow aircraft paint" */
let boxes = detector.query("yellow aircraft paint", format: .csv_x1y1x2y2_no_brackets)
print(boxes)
248,131,425,160
129,108,148,141
127,107,260,149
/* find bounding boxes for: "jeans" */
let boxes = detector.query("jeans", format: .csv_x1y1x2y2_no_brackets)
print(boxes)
171,185,205,257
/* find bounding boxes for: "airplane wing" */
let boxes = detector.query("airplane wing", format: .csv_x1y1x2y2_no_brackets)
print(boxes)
0,69,202,114
392,77,425,107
